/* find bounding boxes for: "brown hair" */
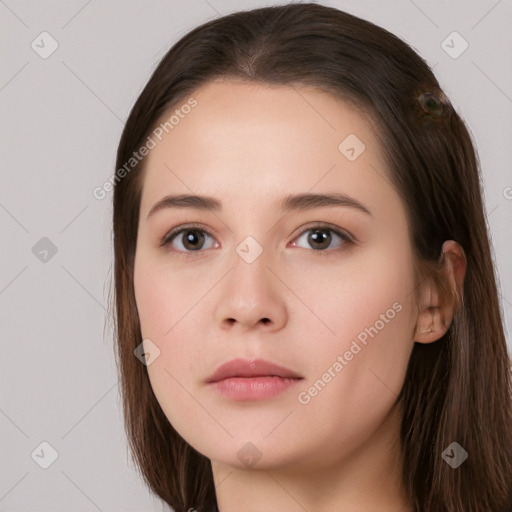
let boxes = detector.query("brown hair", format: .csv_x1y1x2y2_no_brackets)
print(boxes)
109,3,512,511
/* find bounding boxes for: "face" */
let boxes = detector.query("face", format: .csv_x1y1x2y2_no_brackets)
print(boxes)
133,79,419,472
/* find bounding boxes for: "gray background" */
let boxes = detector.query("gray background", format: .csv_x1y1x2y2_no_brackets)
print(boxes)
1,0,511,510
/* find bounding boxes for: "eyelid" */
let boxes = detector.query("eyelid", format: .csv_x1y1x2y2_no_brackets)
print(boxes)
291,221,355,242
159,222,216,248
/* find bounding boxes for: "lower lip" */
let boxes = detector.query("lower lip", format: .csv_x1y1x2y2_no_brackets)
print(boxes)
208,376,303,400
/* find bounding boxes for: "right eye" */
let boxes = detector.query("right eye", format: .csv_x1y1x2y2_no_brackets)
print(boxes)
160,224,218,254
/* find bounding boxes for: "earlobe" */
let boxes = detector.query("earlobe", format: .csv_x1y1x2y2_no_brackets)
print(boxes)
414,305,449,343
414,277,449,344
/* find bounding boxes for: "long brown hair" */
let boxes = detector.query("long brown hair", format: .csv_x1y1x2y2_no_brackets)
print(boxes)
109,3,512,511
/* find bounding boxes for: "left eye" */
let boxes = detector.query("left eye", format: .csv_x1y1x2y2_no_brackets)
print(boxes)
161,224,352,254
291,226,352,252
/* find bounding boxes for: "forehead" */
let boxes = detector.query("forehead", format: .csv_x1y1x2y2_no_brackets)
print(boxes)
139,79,392,218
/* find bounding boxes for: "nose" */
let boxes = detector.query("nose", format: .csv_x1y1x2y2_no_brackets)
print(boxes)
213,247,288,333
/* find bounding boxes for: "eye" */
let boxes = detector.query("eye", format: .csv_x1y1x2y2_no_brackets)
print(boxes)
290,224,353,255
160,223,217,254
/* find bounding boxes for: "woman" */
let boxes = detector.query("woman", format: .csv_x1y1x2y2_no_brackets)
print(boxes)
110,3,512,511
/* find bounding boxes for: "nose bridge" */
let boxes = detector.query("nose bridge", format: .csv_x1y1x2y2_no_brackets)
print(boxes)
230,232,273,301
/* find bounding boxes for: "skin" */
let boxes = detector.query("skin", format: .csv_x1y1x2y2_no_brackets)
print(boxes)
133,78,466,512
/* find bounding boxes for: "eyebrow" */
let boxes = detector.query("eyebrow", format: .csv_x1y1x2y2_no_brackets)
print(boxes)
146,192,372,220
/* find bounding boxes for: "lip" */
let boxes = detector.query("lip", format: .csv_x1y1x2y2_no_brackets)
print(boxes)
206,358,303,383
206,359,304,401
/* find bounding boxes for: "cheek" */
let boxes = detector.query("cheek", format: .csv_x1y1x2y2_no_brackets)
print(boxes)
134,254,193,338
133,254,214,427
285,253,415,456
298,245,416,396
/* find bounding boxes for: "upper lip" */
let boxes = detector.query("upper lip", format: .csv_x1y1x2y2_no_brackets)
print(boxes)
206,358,303,383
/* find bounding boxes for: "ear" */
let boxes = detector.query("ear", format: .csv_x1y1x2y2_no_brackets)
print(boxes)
413,240,467,343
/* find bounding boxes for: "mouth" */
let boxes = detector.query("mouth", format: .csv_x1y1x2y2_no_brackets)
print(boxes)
206,358,303,383
206,358,304,401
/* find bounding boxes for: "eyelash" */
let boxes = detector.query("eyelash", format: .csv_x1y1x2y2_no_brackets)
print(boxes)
160,222,354,257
